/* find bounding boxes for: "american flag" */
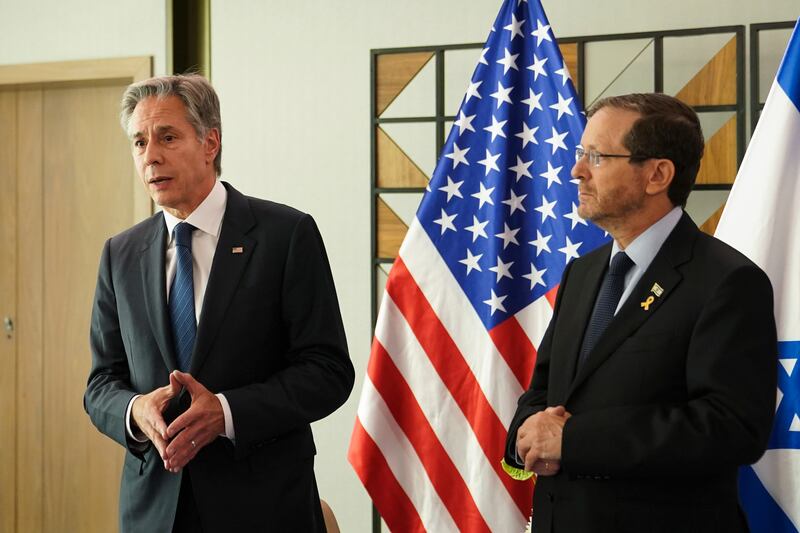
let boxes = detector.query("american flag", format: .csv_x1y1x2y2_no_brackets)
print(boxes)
349,0,609,530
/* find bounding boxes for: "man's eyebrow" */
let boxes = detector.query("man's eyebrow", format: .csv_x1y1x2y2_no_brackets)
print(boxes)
129,125,177,139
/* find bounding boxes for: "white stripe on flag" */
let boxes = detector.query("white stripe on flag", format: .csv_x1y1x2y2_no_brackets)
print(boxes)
356,378,459,533
400,219,525,427
375,294,525,532
515,293,555,349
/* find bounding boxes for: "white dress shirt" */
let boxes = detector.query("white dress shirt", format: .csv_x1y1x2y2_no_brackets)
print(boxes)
126,180,236,443
610,206,683,314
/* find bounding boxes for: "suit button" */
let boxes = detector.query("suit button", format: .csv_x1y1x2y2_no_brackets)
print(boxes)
547,492,554,503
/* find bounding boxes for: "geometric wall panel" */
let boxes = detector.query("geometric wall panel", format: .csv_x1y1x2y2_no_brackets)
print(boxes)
675,36,737,106
376,197,408,258
376,51,435,116
376,127,429,189
558,42,579,95
695,116,737,185
699,203,726,235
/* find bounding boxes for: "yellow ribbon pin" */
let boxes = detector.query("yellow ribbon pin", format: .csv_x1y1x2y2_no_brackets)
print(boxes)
640,295,655,311
501,458,535,481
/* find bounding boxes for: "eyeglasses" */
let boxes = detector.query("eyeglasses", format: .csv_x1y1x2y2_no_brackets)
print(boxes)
575,146,654,168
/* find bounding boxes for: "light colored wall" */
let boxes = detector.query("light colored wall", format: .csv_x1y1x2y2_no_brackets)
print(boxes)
0,0,167,74
211,2,797,532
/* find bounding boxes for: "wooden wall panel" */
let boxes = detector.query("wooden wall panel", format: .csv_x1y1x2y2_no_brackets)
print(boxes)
16,88,44,533
558,42,579,91
42,83,130,532
376,127,429,188
696,116,737,185
676,36,737,106
376,52,434,116
699,203,726,235
0,89,18,533
377,197,408,258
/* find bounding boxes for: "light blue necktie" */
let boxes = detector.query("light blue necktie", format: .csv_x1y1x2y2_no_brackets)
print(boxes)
169,222,197,372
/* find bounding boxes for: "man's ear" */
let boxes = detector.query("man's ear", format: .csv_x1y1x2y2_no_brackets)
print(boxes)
645,158,675,196
204,128,221,164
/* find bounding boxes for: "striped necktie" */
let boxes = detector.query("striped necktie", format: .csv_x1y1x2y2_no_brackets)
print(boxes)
169,222,197,372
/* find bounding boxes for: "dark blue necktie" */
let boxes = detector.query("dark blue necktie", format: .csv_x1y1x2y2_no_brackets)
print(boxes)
169,222,197,372
579,251,635,364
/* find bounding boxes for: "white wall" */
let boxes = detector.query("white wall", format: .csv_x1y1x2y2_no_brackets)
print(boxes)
211,1,797,532
0,0,167,74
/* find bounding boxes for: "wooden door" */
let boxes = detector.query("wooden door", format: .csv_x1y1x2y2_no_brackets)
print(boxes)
0,78,150,532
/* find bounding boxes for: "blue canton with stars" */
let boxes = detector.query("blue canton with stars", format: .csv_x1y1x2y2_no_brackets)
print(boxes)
417,0,609,330
769,340,800,450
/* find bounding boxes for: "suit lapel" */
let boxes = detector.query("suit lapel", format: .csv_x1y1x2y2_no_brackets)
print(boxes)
191,183,256,375
567,213,697,399
555,246,610,398
140,214,178,372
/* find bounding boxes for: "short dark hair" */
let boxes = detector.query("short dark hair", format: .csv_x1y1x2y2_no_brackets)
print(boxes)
588,93,704,207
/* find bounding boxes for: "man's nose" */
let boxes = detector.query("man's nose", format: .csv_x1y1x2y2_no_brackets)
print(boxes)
571,158,587,181
144,142,163,167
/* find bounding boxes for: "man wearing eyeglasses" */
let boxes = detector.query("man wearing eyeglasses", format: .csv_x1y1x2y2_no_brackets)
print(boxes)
504,93,777,532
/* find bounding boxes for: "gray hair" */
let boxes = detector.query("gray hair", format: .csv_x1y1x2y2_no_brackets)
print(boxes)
120,74,222,176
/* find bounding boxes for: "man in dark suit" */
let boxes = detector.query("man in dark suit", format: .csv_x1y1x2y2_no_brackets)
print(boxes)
504,93,777,532
84,74,354,532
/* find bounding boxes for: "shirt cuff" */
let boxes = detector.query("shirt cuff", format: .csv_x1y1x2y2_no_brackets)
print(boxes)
125,394,149,443
216,393,236,442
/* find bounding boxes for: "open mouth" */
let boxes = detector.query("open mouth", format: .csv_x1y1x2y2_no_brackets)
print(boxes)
149,176,172,184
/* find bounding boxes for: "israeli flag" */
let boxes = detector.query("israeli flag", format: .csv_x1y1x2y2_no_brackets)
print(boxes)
715,18,800,533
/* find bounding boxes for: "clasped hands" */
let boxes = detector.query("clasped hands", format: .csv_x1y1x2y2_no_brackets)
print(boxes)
516,406,571,476
131,370,225,473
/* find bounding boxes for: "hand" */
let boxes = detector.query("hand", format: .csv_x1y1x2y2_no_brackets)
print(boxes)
516,406,571,475
164,371,225,472
131,373,182,461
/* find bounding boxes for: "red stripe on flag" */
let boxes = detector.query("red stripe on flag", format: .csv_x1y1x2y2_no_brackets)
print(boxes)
488,317,537,389
368,340,492,532
348,419,426,533
387,258,533,519
545,284,559,308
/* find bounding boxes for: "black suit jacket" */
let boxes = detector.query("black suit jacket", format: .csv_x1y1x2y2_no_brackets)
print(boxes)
505,213,777,533
84,182,354,532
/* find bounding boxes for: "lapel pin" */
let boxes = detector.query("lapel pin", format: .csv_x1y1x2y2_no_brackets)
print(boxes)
640,296,655,311
651,283,664,297
232,246,244,254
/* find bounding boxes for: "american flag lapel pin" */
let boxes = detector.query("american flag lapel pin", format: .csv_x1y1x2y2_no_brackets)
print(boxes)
232,246,244,254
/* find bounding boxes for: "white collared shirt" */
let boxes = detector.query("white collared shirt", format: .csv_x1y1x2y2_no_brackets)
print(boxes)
610,206,683,314
126,179,235,443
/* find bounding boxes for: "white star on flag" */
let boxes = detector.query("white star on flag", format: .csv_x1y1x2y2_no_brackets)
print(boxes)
490,81,513,108
483,115,508,141
522,263,547,289
489,256,514,281
545,126,568,154
459,249,483,274
554,63,571,86
508,156,534,181
558,236,582,262
454,111,476,134
478,149,501,175
549,93,574,120
529,230,552,255
497,48,520,74
515,122,539,147
531,19,552,45
521,88,543,114
535,196,557,222
478,47,490,65
471,182,495,208
502,190,527,214
446,142,470,168
563,202,588,229
483,289,507,315
464,215,490,242
503,13,525,40
438,176,464,202
433,209,457,234
495,223,521,249
527,54,548,81
464,80,482,102
539,161,563,188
